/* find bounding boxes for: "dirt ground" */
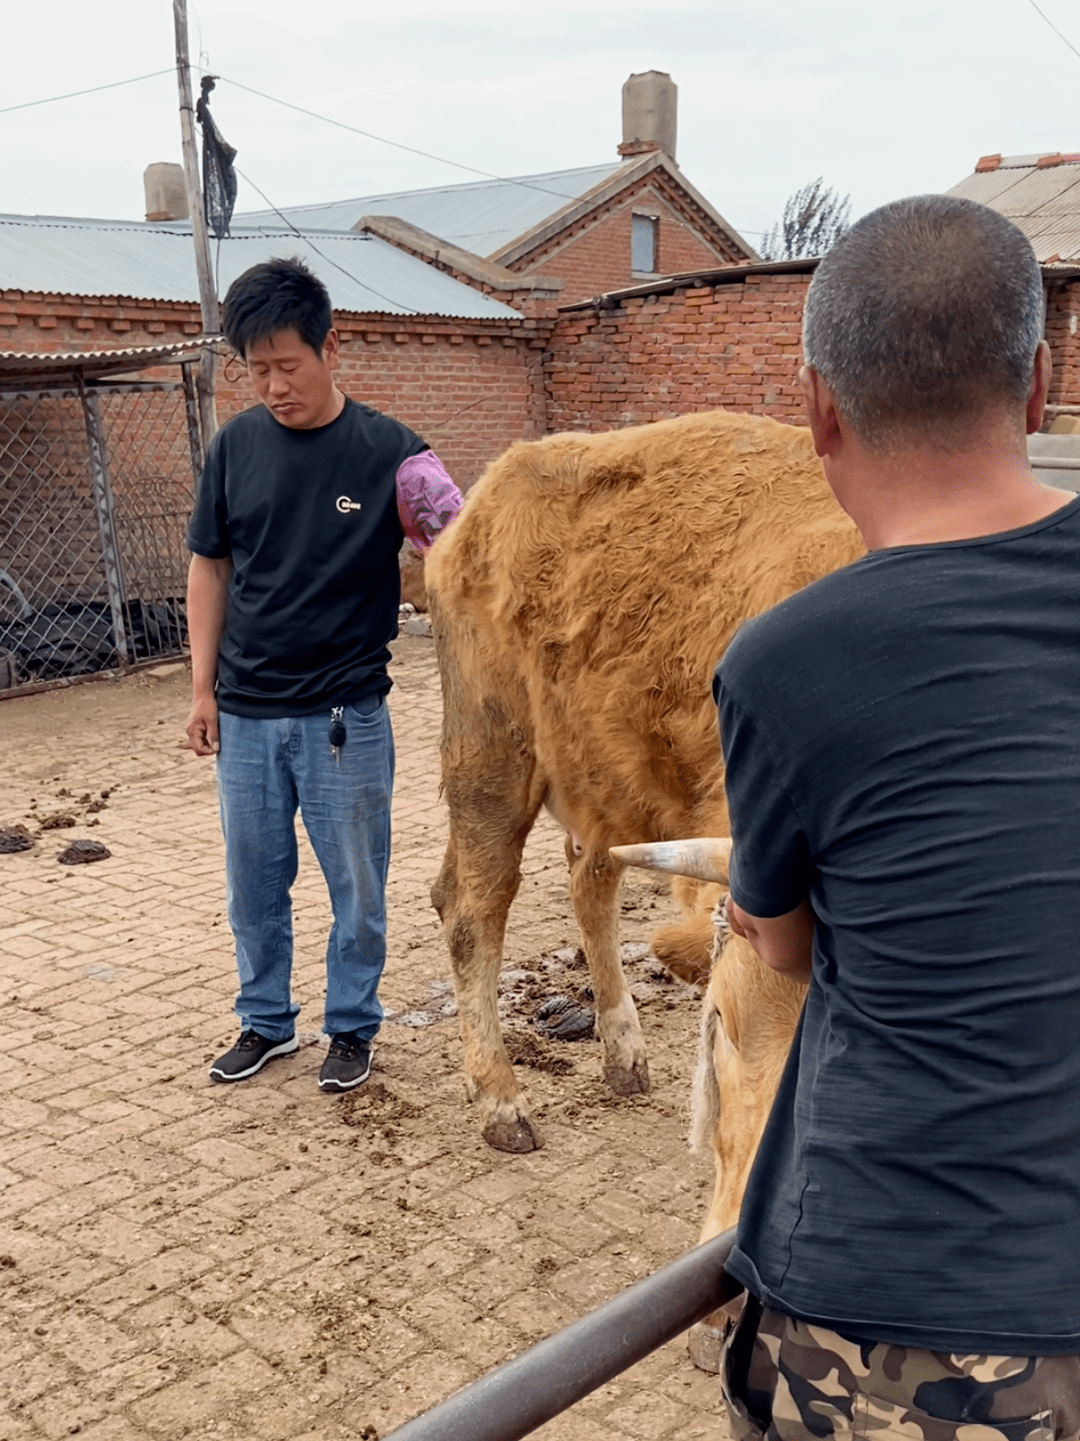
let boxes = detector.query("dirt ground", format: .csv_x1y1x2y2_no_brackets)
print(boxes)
0,633,727,1441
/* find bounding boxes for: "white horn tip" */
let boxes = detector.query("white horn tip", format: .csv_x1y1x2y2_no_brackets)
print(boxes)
609,838,731,883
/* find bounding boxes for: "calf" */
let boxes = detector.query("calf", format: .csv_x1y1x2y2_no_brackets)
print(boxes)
426,409,860,1152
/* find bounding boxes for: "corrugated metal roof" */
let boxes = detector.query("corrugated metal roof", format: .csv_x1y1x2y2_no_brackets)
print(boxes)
0,341,203,381
1020,213,1080,261
232,163,627,258
0,216,521,320
947,168,1036,207
947,155,1080,261
971,166,1080,215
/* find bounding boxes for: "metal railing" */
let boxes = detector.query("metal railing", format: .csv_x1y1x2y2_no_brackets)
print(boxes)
384,1228,738,1441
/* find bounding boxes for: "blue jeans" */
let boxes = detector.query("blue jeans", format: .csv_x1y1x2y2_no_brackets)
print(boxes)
215,696,394,1041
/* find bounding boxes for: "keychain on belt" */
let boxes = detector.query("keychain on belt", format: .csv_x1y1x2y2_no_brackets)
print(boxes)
329,705,347,764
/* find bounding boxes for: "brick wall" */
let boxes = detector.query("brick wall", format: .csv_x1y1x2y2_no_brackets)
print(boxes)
514,182,735,307
1045,278,1080,414
8,271,1080,482
545,271,811,432
545,270,1080,435
215,318,549,490
3,293,550,491
0,291,202,350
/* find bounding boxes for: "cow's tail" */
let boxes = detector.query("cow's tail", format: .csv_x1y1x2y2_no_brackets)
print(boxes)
690,993,721,1154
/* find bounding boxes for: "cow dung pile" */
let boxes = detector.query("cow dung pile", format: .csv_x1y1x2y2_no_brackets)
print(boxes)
56,838,111,865
534,994,596,1041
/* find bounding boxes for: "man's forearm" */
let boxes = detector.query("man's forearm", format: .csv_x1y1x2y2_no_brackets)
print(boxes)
187,555,231,696
726,896,814,982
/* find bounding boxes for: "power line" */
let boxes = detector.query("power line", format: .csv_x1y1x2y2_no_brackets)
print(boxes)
0,59,507,316
0,64,606,210
0,68,175,116
216,75,594,206
232,165,420,316
1025,0,1080,63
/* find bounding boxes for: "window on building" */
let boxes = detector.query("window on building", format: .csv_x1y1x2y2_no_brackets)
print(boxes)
631,213,659,273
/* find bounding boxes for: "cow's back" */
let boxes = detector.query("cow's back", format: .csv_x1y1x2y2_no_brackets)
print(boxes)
427,409,863,852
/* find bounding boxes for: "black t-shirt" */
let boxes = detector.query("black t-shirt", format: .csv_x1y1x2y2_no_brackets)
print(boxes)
714,496,1080,1355
187,398,426,717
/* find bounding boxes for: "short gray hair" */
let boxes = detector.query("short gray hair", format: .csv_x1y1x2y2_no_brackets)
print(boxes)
802,195,1045,447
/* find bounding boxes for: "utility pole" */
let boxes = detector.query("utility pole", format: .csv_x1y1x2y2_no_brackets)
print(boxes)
173,0,220,453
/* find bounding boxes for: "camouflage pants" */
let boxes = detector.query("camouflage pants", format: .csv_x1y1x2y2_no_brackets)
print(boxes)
719,1294,1080,1441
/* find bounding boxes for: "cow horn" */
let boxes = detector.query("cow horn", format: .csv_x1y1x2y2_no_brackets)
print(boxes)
609,837,732,883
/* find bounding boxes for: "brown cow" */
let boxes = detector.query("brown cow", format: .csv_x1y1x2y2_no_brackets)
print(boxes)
426,409,861,1152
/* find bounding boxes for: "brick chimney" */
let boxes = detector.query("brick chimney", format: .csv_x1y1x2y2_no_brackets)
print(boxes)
618,71,677,161
143,162,189,222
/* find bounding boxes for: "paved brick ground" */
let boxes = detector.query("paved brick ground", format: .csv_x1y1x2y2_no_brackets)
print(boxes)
0,636,725,1441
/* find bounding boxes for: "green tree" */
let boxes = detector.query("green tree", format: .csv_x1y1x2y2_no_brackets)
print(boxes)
760,178,851,261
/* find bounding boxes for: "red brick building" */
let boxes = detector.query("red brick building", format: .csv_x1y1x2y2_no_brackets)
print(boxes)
0,69,768,489
7,122,1080,693
231,71,756,308
0,219,551,489
6,126,1080,498
4,246,1080,695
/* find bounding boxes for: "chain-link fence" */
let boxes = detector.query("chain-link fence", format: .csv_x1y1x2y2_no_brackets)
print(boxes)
0,377,198,694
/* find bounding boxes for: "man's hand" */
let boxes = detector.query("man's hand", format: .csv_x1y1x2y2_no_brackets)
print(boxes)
725,895,814,983
185,695,220,756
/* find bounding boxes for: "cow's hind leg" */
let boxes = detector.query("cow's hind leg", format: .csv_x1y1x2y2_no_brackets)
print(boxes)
570,850,648,1096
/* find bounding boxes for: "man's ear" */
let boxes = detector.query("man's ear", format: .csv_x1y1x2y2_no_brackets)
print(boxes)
799,365,844,458
1026,340,1052,436
321,328,341,370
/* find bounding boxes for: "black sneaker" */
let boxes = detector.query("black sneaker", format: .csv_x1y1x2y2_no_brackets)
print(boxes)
209,1029,299,1083
318,1032,373,1093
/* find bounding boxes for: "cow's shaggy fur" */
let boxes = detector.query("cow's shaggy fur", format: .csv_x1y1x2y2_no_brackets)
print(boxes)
427,409,862,1152
694,928,807,1238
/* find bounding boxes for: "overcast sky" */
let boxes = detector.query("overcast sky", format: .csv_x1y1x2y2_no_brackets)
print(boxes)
3,0,1080,248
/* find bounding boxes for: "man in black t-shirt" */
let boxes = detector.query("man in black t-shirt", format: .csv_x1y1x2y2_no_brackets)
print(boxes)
711,198,1080,1439
185,257,462,1093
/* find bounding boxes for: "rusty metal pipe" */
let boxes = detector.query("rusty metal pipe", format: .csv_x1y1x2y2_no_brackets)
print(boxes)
383,1229,739,1441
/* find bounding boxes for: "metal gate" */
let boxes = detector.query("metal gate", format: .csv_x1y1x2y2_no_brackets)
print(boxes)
383,1229,739,1441
0,373,200,694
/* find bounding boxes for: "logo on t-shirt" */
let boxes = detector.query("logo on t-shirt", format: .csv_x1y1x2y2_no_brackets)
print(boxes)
336,496,363,514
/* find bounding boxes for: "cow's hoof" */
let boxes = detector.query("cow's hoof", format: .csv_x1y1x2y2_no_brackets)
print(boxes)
604,1060,650,1095
687,1318,727,1373
483,1115,545,1153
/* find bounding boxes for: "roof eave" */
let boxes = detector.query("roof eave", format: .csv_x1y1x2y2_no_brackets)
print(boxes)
353,215,562,297
557,255,818,312
0,340,209,385
1043,262,1080,281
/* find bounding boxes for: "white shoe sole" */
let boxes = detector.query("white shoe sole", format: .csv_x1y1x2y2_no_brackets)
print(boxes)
318,1044,374,1092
